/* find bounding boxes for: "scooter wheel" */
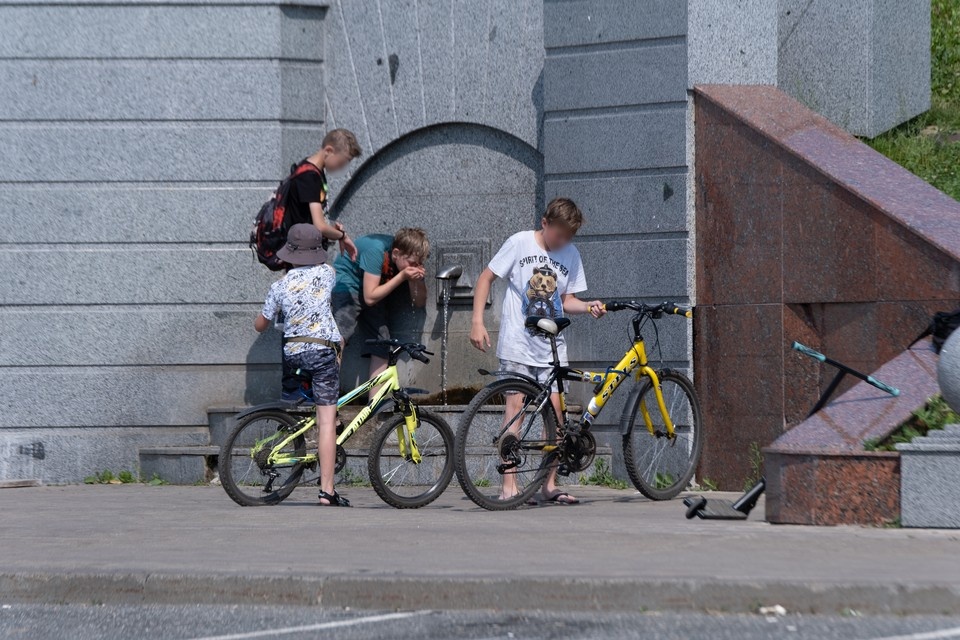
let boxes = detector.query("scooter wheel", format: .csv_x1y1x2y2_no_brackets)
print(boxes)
685,496,707,519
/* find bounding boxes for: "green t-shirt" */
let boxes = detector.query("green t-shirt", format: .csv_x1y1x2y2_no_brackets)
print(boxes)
333,234,394,295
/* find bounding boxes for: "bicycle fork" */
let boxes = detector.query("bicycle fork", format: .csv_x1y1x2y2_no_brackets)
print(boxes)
636,368,678,441
394,393,422,464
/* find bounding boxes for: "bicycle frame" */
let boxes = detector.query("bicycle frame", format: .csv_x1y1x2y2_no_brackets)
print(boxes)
496,331,677,450
562,336,677,437
260,362,422,467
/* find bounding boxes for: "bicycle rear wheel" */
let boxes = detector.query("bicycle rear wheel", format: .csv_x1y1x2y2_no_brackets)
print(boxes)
368,409,455,508
621,371,703,500
218,410,307,506
455,378,555,510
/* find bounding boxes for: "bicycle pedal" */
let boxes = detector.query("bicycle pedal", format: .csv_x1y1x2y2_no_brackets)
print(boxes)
557,464,572,477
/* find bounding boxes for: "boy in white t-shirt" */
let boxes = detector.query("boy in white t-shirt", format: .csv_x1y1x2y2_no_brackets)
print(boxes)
470,198,605,505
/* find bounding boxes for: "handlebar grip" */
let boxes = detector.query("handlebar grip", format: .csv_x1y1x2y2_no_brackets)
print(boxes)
792,341,826,363
605,301,627,312
669,305,693,318
866,376,901,397
412,351,429,363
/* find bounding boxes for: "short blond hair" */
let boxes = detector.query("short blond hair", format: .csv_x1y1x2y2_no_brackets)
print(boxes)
322,129,363,159
393,227,430,262
543,197,584,232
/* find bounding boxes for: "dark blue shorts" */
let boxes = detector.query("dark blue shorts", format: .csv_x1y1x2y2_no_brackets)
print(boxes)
285,347,340,406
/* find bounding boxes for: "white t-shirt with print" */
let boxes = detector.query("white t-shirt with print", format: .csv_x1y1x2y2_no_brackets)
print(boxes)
488,230,587,367
261,264,342,357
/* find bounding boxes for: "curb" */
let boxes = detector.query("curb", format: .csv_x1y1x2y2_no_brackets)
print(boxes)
3,572,959,615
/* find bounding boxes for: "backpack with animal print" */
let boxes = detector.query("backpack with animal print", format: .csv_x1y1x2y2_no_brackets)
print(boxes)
250,162,320,271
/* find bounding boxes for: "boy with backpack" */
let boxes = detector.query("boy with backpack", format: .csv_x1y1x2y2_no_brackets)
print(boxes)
250,129,363,402
332,228,430,382
285,128,362,261
255,224,351,507
469,198,606,505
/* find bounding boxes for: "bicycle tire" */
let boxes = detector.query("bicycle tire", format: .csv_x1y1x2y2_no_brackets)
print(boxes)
367,409,455,509
620,370,703,500
454,378,555,511
218,410,306,506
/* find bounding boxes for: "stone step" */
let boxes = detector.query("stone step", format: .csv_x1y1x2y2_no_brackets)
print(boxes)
139,442,615,486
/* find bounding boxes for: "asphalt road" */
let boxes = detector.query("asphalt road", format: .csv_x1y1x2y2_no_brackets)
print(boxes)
4,604,960,640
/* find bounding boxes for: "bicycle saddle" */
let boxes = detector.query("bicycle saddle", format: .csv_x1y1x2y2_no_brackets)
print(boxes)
524,316,571,336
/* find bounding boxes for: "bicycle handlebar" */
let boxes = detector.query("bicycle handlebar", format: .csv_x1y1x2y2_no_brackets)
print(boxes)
364,338,434,363
602,300,693,318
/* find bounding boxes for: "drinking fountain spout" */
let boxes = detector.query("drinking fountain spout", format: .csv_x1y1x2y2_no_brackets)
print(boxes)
436,264,464,404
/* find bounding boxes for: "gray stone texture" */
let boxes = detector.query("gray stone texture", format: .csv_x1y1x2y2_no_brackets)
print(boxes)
0,60,323,121
898,430,960,529
0,183,270,243
0,0,322,482
543,0,687,48
777,0,931,137
687,0,779,87
0,122,325,182
939,330,960,414
0,4,325,60
543,107,688,175
0,426,208,485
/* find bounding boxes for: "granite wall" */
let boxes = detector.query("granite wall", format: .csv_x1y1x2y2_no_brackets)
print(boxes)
694,84,960,491
540,0,691,445
320,0,545,392
0,0,328,482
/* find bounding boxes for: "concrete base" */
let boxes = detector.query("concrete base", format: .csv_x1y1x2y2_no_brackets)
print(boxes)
898,425,960,529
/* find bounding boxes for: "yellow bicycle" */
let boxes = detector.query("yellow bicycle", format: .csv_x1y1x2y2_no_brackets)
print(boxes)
454,301,703,510
219,339,454,508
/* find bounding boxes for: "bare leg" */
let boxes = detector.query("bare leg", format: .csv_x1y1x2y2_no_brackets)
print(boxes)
542,392,577,502
498,393,524,499
316,404,338,502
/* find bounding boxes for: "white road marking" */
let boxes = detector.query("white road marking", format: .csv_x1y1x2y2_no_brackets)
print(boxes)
185,611,423,640
870,627,960,640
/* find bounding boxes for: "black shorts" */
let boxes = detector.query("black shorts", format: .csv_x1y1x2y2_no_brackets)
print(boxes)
284,347,340,406
332,287,419,359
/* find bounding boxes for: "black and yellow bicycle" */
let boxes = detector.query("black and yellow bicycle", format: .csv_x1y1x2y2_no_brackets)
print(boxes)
454,301,703,510
219,339,454,509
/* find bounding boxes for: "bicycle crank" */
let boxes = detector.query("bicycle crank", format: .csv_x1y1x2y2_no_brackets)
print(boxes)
558,430,597,474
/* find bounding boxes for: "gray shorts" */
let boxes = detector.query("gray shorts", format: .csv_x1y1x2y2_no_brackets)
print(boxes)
332,287,419,359
286,347,340,406
499,359,559,393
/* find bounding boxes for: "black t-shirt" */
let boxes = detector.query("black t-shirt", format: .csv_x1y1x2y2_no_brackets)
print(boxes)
287,162,328,226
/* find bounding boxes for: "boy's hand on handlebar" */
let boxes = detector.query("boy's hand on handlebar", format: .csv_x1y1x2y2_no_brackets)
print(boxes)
470,323,491,352
587,300,606,319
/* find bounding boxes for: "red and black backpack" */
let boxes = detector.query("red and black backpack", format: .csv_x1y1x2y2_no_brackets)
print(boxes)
249,162,321,271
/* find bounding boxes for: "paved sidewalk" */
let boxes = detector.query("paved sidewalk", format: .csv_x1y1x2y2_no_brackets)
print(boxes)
1,484,958,614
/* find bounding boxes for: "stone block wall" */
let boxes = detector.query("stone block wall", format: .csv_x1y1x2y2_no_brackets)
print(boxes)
0,0,328,482
778,0,931,137
541,0,691,438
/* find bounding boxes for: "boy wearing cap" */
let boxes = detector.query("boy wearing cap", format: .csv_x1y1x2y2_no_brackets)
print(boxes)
255,223,350,507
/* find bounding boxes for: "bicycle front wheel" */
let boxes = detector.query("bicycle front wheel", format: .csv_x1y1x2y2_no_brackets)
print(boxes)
218,410,307,506
621,371,703,500
455,378,555,510
367,409,455,509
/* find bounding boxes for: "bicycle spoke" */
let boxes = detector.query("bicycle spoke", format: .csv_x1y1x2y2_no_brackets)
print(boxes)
455,379,553,510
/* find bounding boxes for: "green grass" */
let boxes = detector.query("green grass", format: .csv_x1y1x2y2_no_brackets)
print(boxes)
83,469,138,485
865,0,960,201
864,394,960,451
580,458,629,490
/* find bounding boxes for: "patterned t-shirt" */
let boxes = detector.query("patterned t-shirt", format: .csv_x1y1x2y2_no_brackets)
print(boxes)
261,265,342,356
